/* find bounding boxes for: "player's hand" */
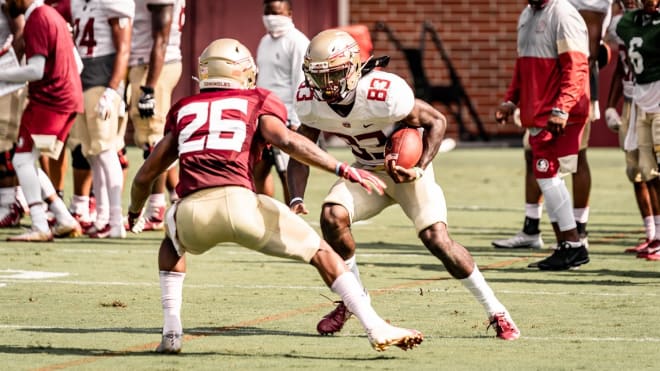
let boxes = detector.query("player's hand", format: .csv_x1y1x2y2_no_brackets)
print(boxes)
127,210,145,234
138,86,155,118
605,107,621,132
289,199,309,215
386,161,423,183
0,34,12,57
96,87,120,121
495,101,517,125
336,162,386,195
547,113,568,137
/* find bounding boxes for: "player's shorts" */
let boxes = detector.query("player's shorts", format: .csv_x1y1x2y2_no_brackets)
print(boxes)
165,186,321,262
68,86,123,157
524,121,590,151
637,110,660,181
528,120,587,179
16,102,77,159
619,99,642,182
0,87,27,152
128,61,182,148
324,165,447,233
567,0,612,13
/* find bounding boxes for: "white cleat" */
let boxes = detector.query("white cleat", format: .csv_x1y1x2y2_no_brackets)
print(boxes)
155,332,182,354
51,219,82,238
367,324,423,352
492,231,543,249
6,227,54,242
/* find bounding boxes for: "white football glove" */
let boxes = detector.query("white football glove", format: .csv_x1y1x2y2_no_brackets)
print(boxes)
96,87,120,121
605,107,621,132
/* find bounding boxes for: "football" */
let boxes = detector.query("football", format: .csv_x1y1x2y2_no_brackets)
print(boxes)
384,127,423,169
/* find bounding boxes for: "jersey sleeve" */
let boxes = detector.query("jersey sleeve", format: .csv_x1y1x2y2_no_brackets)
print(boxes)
259,88,289,124
24,13,50,60
100,0,136,19
554,7,590,113
383,73,415,121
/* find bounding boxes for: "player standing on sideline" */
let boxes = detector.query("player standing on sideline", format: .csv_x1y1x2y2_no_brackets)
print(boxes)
615,0,660,261
287,30,520,340
604,0,656,253
128,38,423,354
496,0,591,270
0,0,83,241
254,0,309,201
0,0,27,228
70,0,134,238
128,0,184,231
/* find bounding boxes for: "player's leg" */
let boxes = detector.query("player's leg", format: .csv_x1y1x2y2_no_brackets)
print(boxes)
0,89,25,227
639,112,660,260
68,113,95,232
527,124,589,270
572,122,592,244
492,132,544,249
253,146,276,197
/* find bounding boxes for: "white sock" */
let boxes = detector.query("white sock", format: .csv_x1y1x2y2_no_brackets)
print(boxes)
98,150,124,227
89,156,110,227
643,216,655,241
13,151,49,232
344,256,367,295
49,197,75,224
538,177,576,231
654,216,660,241
160,270,185,334
331,272,386,331
573,207,589,224
0,187,15,207
148,193,167,209
460,265,506,317
70,195,90,218
15,186,28,210
36,168,57,200
524,203,543,219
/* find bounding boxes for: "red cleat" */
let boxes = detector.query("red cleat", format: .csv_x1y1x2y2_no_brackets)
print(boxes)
625,239,651,254
636,240,660,259
488,312,520,341
645,250,660,261
142,205,166,231
317,301,352,335
0,203,24,228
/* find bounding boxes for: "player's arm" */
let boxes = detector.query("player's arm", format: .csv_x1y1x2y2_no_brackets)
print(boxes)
0,54,45,82
128,131,178,220
388,99,446,183
496,59,521,125
7,13,25,59
145,4,173,89
108,17,132,91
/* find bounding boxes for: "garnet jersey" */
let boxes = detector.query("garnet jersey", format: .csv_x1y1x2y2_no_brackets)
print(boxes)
130,0,185,66
295,70,415,168
71,0,134,59
165,88,288,198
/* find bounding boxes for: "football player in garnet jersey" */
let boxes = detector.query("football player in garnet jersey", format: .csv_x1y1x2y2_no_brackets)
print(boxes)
127,38,423,354
69,0,134,239
287,30,520,341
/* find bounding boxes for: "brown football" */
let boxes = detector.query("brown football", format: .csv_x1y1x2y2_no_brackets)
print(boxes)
384,127,423,169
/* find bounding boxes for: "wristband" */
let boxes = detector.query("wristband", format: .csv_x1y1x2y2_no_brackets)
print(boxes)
289,197,303,206
335,162,343,176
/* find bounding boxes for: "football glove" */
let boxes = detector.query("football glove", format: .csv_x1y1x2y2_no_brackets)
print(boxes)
138,86,156,118
96,87,120,121
0,34,13,57
605,107,621,132
336,162,386,195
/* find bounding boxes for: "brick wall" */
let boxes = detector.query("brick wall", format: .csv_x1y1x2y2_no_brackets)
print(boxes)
351,0,531,140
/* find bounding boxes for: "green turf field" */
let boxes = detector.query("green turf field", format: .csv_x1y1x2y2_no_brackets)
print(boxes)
1,146,658,370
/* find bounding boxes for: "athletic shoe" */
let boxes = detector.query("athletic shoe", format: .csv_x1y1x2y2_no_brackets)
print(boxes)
488,312,520,340
142,205,166,231
89,224,126,239
645,249,660,261
51,219,83,238
367,324,423,351
636,240,660,259
72,213,95,234
530,241,589,270
155,331,182,354
626,239,651,254
492,231,543,249
317,301,352,335
7,227,54,242
0,203,23,228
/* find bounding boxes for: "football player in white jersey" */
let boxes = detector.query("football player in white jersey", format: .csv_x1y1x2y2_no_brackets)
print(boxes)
288,30,520,341
69,0,134,238
0,0,27,228
128,0,185,232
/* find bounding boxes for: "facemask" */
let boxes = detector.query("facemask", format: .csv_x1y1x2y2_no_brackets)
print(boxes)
262,15,294,38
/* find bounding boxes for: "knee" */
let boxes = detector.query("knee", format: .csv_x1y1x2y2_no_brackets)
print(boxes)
320,204,350,235
420,223,453,256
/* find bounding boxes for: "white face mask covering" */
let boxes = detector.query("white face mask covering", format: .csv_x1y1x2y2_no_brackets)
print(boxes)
262,15,294,38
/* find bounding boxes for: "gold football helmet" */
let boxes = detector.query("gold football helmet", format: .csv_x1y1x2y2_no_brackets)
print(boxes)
198,38,257,90
303,29,362,102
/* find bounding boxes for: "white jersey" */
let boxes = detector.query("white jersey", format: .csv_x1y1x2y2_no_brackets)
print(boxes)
256,27,309,127
567,0,612,13
130,0,185,66
71,0,135,59
295,70,415,168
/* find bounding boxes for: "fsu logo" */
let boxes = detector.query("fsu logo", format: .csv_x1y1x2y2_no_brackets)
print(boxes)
536,158,549,172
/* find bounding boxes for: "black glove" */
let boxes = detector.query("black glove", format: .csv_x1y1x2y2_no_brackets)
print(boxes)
138,86,155,119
